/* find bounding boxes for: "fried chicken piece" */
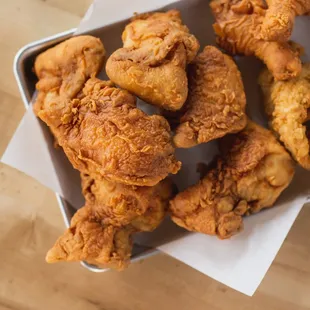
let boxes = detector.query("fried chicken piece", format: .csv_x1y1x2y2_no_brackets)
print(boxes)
170,121,295,239
81,173,175,231
36,74,181,186
46,205,134,270
210,0,302,80
46,175,175,269
106,10,200,110
259,64,310,169
173,46,247,148
34,35,105,117
261,0,310,41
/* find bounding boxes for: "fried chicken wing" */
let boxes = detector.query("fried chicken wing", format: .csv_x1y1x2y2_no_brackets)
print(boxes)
259,64,310,169
106,10,200,110
170,121,295,239
210,0,302,80
173,46,247,148
46,205,134,270
81,173,175,231
261,0,310,42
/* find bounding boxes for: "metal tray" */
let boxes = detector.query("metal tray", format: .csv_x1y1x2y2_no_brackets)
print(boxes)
13,29,158,272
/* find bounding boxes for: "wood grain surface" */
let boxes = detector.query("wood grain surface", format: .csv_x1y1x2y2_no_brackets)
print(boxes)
0,1,310,309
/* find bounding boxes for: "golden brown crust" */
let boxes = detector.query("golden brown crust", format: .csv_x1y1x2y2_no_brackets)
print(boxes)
36,77,181,186
261,0,310,41
106,10,200,110
34,35,105,115
46,175,175,269
210,0,302,80
259,64,310,169
170,121,295,239
174,46,247,148
81,173,175,231
45,206,134,270
33,36,181,185
35,35,180,270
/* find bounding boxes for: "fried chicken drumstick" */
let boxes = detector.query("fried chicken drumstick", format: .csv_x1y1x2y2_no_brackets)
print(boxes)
106,10,200,110
170,121,295,239
34,37,180,186
259,64,310,170
174,46,247,148
261,0,310,42
210,0,302,80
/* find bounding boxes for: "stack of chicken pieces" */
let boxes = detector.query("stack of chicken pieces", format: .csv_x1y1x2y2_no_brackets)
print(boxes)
34,1,310,270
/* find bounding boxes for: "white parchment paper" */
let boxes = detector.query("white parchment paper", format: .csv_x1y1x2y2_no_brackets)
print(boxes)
2,0,310,296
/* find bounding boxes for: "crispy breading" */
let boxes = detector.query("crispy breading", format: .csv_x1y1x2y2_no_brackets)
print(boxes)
261,0,310,41
34,35,105,117
170,121,295,239
259,64,310,169
81,173,175,231
46,174,175,269
36,76,181,186
46,206,134,270
34,35,182,270
106,10,200,110
174,46,247,148
34,36,180,186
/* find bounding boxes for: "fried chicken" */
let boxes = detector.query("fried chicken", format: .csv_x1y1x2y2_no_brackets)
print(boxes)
173,46,247,148
56,78,179,185
210,0,302,80
81,173,175,231
34,35,105,118
35,60,181,185
46,175,175,269
35,35,182,270
261,0,310,42
106,10,200,111
170,121,295,239
259,64,310,169
46,205,134,270
34,36,180,186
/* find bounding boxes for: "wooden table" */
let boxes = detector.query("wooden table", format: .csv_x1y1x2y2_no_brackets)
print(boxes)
1,1,310,309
